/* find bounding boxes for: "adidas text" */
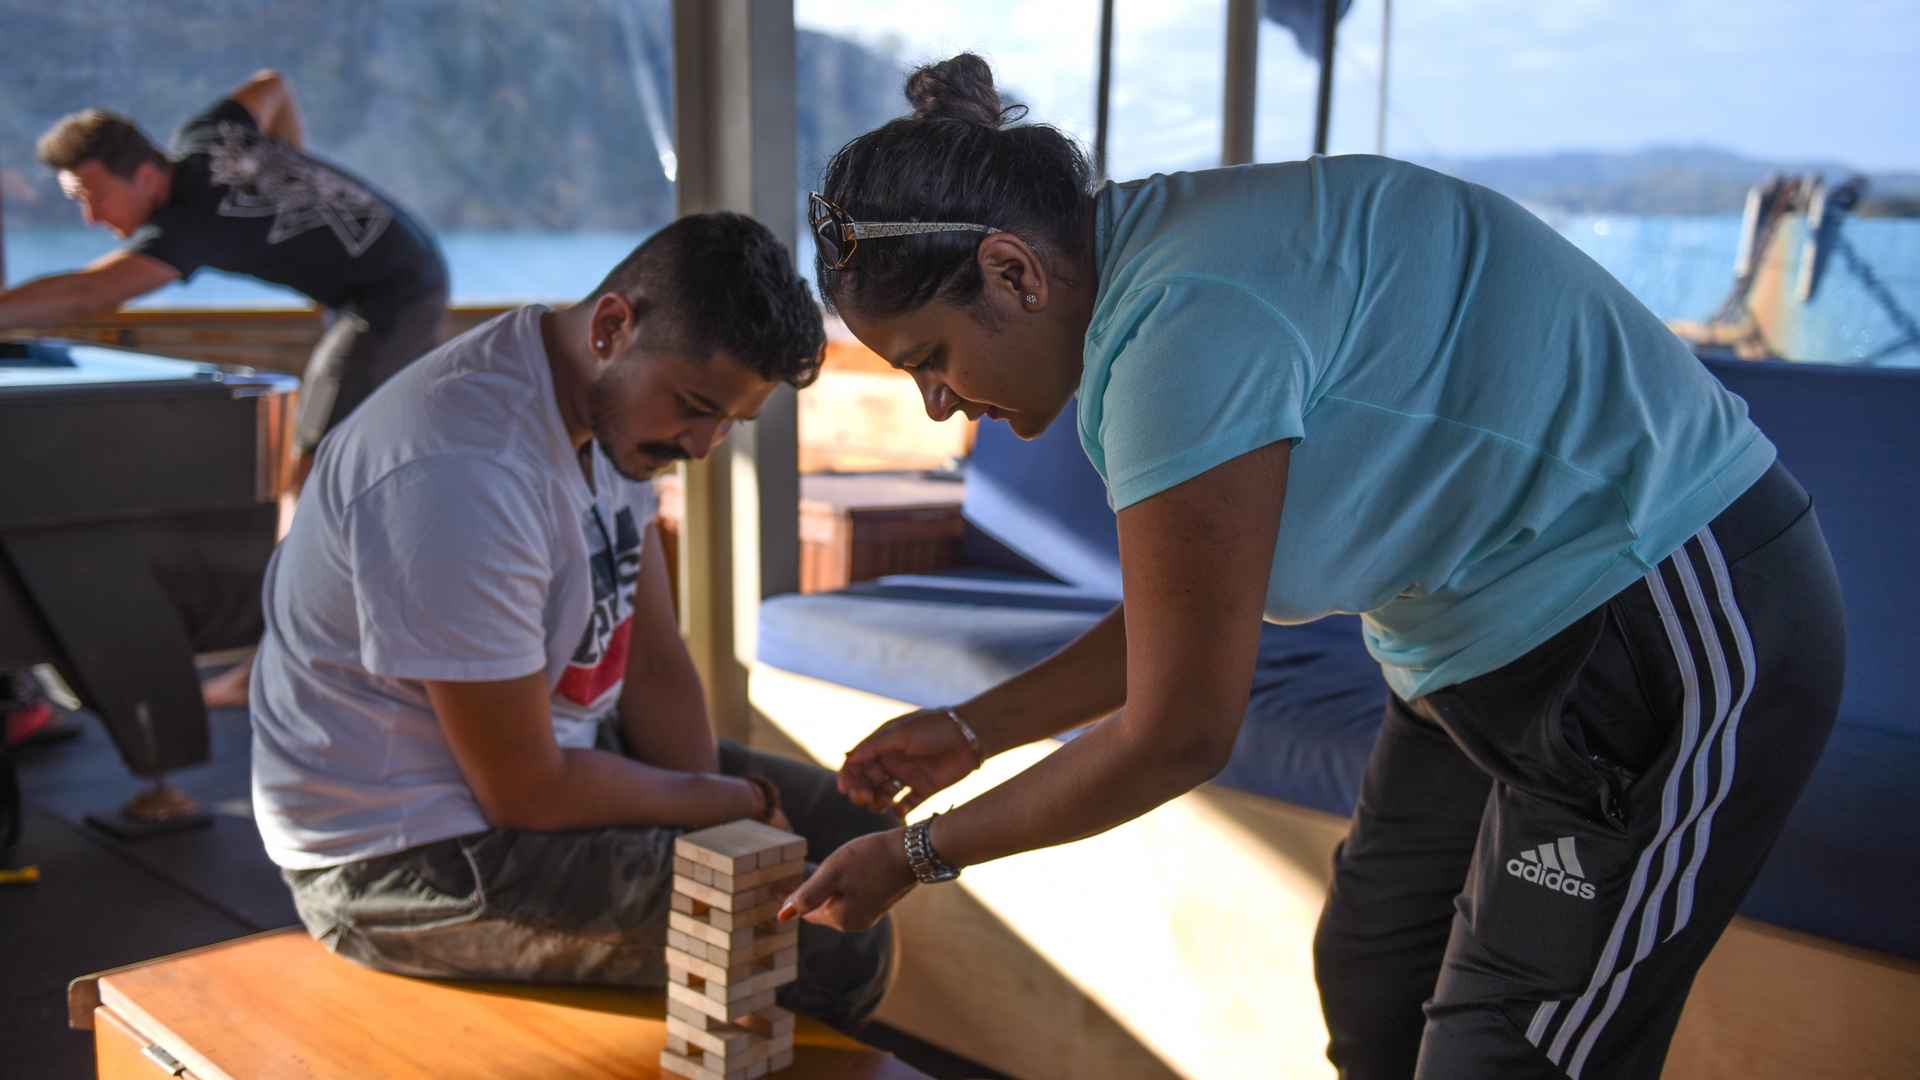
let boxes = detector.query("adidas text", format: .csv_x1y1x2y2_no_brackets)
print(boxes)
1507,837,1597,900
1506,858,1597,899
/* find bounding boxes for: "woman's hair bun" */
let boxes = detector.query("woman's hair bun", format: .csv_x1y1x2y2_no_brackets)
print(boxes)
905,53,1024,127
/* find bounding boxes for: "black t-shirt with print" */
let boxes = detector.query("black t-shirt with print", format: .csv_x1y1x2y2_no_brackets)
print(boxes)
128,100,447,326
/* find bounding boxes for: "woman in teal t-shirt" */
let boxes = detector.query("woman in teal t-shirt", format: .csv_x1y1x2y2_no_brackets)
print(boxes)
778,54,1844,1079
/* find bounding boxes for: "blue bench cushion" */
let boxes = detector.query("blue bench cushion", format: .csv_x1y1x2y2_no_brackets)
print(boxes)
758,570,1112,708
761,573,1385,817
1742,723,1920,959
1705,358,1920,739
1216,616,1385,817
961,398,1123,598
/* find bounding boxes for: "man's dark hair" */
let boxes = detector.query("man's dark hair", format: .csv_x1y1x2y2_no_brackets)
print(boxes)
591,212,825,389
36,109,166,178
815,52,1094,319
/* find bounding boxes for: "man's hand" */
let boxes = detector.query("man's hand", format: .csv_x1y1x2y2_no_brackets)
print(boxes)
777,829,914,932
838,708,981,817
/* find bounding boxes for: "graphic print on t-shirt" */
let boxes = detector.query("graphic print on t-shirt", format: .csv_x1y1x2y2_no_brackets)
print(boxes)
204,122,392,256
555,504,643,710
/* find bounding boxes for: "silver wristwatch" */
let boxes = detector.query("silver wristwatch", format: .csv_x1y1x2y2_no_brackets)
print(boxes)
903,816,960,884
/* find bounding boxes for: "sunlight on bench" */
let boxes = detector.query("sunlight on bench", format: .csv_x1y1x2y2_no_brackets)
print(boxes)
750,662,1920,1080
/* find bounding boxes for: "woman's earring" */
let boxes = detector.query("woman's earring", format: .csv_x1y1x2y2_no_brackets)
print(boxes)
594,339,607,351
1024,294,1038,307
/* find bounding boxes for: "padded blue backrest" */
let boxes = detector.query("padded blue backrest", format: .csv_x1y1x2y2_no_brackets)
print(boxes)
961,401,1123,598
1705,358,1920,737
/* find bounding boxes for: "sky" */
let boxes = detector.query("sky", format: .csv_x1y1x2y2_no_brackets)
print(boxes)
797,0,1920,177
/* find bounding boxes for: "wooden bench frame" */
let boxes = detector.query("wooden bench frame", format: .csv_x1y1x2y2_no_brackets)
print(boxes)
69,928,927,1079
749,662,1920,1080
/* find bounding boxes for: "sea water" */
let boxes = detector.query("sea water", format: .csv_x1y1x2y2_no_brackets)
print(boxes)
7,217,1917,365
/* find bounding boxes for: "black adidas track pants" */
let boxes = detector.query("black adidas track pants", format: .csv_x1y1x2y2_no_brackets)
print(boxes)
1314,462,1845,1079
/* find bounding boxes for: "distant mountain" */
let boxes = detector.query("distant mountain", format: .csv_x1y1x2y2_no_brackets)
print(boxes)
1420,145,1920,217
0,2,907,233
5,3,1912,231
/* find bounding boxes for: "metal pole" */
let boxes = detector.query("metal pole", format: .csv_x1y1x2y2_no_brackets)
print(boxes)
1222,0,1259,166
1376,0,1391,155
1094,0,1114,182
1313,0,1338,156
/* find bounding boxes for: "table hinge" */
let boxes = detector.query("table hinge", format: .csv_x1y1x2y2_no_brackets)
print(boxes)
141,1043,187,1076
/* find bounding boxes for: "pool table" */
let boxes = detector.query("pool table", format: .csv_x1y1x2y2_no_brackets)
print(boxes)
1,339,296,786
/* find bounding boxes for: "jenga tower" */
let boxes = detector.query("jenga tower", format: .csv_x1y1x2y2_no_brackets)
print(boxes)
662,819,806,1079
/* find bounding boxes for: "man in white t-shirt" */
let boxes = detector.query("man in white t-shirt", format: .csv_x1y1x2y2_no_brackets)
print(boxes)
248,213,893,1026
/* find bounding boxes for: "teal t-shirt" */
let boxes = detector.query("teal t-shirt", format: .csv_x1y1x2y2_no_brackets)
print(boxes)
1079,156,1776,699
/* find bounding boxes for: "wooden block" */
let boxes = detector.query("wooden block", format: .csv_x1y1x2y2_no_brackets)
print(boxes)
671,891,699,915
743,926,798,964
755,837,806,869
671,910,754,951
674,855,702,880
666,1015,761,1061
677,820,803,876
668,980,777,1023
665,1002,729,1035
669,941,797,988
659,1048,724,1080
665,947,729,984
667,997,705,1025
682,896,782,932
666,1033,691,1054
674,919,795,970
661,1044,768,1080
711,858,806,894
736,1006,795,1041
667,981,739,1024
674,874,776,913
768,1046,794,1071
758,963,798,995
681,965,776,1006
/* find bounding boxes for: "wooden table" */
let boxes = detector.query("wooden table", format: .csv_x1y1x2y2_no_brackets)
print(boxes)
655,472,966,595
70,929,932,1079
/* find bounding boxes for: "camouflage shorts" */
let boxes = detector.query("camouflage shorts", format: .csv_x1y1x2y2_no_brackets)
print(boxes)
283,740,896,1030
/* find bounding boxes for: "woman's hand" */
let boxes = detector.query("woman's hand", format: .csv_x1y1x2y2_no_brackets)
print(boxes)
778,828,914,932
838,708,981,817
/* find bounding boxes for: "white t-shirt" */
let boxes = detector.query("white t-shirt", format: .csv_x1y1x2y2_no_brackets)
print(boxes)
250,305,658,869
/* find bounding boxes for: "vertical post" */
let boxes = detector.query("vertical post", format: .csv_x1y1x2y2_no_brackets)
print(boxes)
1376,0,1391,156
1093,0,1114,183
1222,0,1259,166
672,0,799,743
1313,0,1338,156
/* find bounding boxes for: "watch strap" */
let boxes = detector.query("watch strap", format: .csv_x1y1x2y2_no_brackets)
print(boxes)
903,815,960,884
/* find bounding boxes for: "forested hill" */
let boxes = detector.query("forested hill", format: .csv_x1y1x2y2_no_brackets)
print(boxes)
2,2,904,231
1424,146,1920,218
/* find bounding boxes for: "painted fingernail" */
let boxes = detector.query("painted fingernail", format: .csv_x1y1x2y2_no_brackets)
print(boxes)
777,896,796,920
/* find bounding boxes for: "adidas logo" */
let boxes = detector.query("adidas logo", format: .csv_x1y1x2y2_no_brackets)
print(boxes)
1506,836,1596,900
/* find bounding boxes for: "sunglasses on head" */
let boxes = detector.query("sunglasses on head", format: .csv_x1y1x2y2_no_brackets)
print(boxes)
808,192,998,271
